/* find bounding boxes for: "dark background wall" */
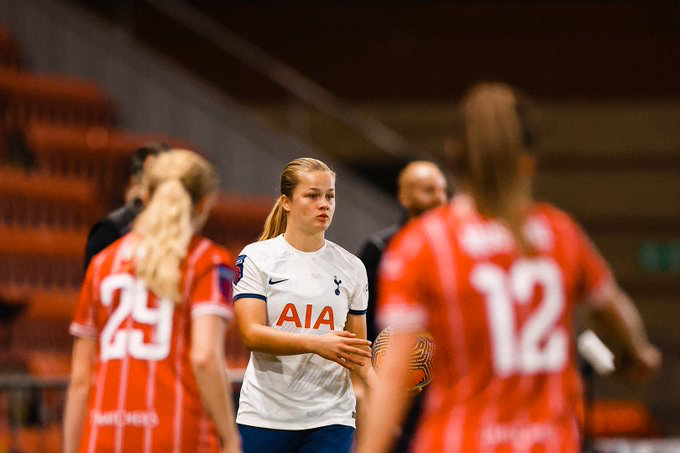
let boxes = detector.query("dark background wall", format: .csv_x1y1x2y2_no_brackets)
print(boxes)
80,0,680,102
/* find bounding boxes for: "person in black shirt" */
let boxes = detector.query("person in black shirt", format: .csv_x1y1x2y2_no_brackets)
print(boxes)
83,143,170,270
357,160,448,453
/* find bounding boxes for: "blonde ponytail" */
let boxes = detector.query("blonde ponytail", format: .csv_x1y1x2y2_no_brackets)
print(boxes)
132,149,218,302
134,180,192,302
259,157,334,241
259,197,287,241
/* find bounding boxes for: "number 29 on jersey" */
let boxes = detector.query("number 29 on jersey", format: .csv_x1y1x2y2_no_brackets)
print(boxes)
99,274,175,362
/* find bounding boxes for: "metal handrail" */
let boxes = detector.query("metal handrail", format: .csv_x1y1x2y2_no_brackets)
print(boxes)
0,375,68,391
0,371,245,389
143,0,429,162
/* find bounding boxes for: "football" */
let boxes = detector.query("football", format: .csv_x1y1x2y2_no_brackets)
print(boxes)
372,327,435,392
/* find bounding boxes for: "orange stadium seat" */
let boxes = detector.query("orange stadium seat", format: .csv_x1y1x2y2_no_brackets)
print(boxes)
0,225,84,295
0,225,85,257
0,224,81,356
0,68,115,133
588,400,661,438
0,424,61,453
24,351,71,379
203,194,273,250
24,121,187,204
0,287,78,322
0,167,104,230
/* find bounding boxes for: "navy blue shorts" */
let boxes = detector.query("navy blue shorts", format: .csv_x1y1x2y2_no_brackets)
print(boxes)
238,423,355,453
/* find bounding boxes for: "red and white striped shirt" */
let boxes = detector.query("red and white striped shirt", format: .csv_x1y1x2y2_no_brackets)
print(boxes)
70,234,234,453
378,195,613,453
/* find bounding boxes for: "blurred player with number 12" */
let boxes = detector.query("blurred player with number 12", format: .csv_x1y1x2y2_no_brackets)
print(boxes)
357,83,660,453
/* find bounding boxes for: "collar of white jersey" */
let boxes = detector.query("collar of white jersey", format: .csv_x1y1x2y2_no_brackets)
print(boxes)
277,234,328,256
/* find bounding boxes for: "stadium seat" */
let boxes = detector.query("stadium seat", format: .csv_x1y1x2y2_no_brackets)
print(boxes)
0,225,85,257
24,121,185,204
0,424,61,453
0,68,115,134
588,400,661,438
0,226,85,293
203,194,273,250
0,167,104,230
0,287,78,322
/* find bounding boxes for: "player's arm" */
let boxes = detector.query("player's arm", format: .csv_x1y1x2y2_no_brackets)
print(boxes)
588,284,661,380
572,218,661,380
63,337,96,453
357,225,429,453
356,329,416,453
190,314,241,453
234,298,371,370
344,313,377,431
344,314,377,387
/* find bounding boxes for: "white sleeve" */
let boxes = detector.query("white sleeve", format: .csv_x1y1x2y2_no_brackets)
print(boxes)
348,258,369,315
232,248,267,302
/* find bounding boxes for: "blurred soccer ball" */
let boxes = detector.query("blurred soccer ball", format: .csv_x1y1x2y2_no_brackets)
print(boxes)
372,327,435,392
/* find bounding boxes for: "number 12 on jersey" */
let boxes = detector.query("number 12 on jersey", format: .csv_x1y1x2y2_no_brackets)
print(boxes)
100,274,175,362
471,258,568,377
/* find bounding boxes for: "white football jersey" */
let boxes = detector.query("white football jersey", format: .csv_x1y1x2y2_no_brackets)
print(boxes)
233,235,369,430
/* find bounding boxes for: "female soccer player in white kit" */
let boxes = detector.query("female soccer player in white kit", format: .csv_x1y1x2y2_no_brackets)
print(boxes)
232,158,373,453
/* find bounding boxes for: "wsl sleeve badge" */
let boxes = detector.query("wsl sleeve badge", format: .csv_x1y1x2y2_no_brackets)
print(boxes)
234,255,246,286
218,264,235,300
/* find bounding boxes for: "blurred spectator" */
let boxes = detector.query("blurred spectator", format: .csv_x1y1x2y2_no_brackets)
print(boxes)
83,142,170,269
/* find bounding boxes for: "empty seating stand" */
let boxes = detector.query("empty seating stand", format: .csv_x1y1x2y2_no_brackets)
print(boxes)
203,194,273,250
0,68,114,134
0,26,263,396
0,167,104,230
0,25,250,452
24,121,183,205
0,168,101,322
0,225,85,287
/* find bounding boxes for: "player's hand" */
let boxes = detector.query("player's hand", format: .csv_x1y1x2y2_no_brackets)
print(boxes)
351,345,375,385
313,331,372,370
619,342,662,382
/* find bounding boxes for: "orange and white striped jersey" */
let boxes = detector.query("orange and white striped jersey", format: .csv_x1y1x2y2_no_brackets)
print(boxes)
378,195,613,453
70,234,235,453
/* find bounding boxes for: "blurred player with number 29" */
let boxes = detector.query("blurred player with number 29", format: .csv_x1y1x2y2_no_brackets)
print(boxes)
64,150,241,453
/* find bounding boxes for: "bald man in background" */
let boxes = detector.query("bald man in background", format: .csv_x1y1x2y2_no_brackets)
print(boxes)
359,161,448,341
